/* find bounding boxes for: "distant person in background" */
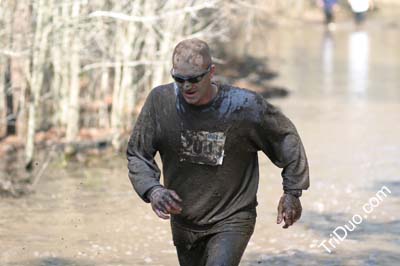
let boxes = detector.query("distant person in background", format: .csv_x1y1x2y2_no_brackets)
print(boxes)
348,0,374,24
320,0,339,28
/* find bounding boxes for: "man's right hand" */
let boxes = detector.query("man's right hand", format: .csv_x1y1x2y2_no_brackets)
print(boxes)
148,187,182,219
276,193,302,229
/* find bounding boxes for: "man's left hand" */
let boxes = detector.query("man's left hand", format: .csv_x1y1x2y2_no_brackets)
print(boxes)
276,193,302,229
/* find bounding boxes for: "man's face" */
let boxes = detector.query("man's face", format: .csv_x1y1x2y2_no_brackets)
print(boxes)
172,64,215,106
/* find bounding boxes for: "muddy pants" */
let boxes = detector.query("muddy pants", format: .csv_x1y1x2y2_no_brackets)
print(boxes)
171,211,256,266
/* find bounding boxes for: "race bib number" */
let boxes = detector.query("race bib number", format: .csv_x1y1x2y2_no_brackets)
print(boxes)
179,130,226,166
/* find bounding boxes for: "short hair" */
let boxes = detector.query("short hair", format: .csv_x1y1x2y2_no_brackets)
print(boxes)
172,38,212,71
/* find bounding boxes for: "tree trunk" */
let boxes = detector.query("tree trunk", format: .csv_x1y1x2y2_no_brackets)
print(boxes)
4,57,15,136
3,0,17,136
144,0,159,90
99,66,110,128
25,0,52,169
150,1,186,90
0,57,4,136
110,19,123,150
243,5,255,55
60,2,71,127
120,6,139,130
50,4,62,127
66,0,81,142
124,0,146,123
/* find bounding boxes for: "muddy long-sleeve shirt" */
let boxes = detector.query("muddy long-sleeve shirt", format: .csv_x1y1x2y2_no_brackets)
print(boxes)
127,83,309,226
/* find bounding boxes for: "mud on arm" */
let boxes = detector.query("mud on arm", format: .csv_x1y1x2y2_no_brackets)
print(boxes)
256,100,310,194
126,91,162,203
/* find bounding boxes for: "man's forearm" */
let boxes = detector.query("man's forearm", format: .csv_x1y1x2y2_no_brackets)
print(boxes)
127,151,161,202
284,189,302,198
144,185,164,202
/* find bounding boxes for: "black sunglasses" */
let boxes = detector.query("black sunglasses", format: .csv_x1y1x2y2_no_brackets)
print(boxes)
171,65,211,84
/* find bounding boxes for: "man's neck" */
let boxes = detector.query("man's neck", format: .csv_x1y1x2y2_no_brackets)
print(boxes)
203,83,218,105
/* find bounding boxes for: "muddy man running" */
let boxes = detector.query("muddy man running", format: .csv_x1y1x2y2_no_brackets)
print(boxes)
126,38,310,266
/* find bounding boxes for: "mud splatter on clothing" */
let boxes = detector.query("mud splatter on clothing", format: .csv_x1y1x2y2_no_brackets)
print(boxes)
127,82,309,226
180,130,226,166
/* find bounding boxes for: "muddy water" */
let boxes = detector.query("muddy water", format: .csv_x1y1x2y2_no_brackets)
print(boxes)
1,25,400,265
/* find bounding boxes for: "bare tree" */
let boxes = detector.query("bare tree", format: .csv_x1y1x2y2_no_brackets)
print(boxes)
50,3,63,127
66,0,82,142
1,0,17,136
25,0,53,168
0,59,4,136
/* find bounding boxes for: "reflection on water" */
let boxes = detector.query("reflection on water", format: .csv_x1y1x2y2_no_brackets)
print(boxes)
322,31,334,92
1,25,400,266
250,24,400,102
320,28,373,97
348,30,370,95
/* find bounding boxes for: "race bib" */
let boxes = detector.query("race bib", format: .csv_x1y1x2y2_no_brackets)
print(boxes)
179,130,226,166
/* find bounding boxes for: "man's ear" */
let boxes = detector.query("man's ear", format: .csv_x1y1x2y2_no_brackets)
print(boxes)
210,64,216,79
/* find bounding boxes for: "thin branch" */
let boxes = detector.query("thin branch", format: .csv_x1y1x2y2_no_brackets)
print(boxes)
88,1,218,23
0,49,30,57
231,0,273,13
81,60,165,73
